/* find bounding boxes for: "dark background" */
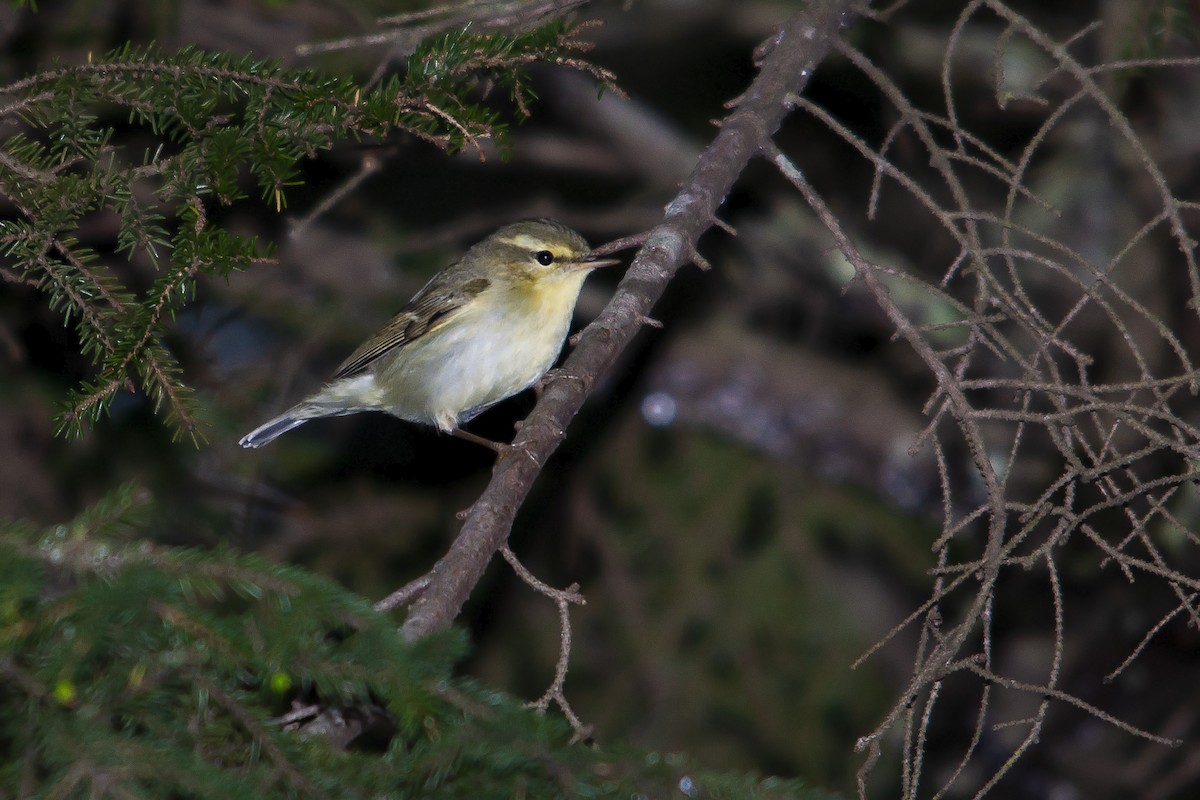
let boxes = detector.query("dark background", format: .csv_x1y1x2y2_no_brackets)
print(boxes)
3,1,1199,797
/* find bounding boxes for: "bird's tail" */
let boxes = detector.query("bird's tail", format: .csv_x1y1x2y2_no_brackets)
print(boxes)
239,410,311,449
241,379,379,448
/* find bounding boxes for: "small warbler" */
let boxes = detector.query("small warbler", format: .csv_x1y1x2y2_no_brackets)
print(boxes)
239,219,620,451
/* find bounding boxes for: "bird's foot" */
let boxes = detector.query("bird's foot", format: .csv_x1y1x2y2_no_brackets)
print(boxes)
450,427,543,469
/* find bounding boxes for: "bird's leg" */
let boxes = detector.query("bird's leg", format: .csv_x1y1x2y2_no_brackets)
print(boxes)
450,426,510,454
531,371,557,401
451,426,545,469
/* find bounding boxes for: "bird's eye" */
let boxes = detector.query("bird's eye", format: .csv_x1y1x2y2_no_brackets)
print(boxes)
534,250,555,266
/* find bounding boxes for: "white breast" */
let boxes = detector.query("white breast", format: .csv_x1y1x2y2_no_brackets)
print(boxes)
377,270,590,433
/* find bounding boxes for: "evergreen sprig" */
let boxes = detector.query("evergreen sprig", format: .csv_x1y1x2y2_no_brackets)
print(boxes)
0,485,832,799
0,21,611,442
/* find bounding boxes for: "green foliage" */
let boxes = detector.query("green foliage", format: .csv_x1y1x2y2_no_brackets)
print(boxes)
0,22,606,443
562,425,902,788
0,485,836,799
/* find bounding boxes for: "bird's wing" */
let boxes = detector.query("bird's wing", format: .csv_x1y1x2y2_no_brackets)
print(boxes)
332,274,491,379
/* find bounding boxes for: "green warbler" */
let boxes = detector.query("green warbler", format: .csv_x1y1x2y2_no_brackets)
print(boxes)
239,219,620,451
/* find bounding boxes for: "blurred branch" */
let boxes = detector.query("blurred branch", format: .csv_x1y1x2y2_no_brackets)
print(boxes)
399,0,859,639
297,0,593,57
298,0,600,95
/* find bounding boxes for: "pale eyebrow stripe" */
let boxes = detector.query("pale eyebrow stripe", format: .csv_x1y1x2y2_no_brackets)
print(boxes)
496,234,554,251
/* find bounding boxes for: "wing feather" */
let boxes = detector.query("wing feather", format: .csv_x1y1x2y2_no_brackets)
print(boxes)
332,274,490,379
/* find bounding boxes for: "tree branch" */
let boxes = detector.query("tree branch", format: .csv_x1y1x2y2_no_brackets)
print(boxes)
400,0,860,640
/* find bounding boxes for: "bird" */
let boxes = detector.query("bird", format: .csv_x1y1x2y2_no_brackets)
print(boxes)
239,219,620,452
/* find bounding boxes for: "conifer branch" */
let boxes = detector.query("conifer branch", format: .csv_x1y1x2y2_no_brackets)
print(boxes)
1,22,610,440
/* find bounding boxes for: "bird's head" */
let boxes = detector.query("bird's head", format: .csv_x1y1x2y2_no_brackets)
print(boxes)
474,219,620,283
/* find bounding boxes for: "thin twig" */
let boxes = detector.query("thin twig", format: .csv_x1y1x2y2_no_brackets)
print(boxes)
499,545,590,742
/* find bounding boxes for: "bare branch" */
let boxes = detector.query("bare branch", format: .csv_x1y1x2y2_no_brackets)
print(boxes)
499,545,590,742
399,0,859,640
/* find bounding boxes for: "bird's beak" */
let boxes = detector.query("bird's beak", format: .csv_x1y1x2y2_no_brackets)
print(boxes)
573,253,622,271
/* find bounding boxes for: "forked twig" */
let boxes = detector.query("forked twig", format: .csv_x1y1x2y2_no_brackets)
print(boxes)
498,545,590,742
